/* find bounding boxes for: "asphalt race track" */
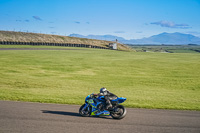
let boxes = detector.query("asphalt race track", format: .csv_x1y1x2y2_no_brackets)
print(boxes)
0,101,200,133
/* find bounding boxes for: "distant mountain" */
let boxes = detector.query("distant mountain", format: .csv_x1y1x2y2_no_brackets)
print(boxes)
69,34,126,42
127,32,200,45
69,32,200,45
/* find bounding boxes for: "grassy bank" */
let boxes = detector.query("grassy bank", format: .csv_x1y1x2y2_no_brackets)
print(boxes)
0,45,200,110
0,30,130,51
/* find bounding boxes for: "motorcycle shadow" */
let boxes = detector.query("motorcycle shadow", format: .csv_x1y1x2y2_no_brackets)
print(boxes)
42,110,81,117
41,110,112,119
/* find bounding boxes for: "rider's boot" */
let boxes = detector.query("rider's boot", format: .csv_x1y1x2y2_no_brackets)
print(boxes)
106,100,112,110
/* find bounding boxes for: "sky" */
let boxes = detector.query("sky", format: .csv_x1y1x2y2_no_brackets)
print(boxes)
0,0,200,39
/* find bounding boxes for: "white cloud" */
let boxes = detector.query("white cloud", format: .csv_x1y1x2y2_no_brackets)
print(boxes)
114,31,125,33
151,20,191,29
33,16,42,21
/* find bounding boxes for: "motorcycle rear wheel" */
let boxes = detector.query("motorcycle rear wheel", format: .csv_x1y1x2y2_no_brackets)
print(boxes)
110,105,127,119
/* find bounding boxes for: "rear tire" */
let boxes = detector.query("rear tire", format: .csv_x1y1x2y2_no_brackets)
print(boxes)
79,104,91,117
110,105,127,119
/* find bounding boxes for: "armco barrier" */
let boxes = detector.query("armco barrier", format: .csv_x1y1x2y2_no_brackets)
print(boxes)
0,41,108,49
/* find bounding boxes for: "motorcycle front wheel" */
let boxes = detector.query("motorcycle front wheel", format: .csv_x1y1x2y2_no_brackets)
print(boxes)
79,104,91,117
110,105,127,119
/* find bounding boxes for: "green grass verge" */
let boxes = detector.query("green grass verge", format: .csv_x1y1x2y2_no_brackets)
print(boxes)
0,45,200,110
129,45,200,53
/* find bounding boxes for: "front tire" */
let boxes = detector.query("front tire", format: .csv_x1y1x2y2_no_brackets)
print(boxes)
110,105,127,119
79,104,91,117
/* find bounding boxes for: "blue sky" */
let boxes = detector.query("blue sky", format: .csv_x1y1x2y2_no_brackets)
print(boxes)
0,0,200,39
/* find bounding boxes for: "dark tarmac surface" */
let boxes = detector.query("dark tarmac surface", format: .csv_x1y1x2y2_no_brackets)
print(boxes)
0,100,200,133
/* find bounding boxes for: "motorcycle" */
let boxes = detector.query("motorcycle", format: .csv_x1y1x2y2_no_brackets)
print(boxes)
79,93,127,119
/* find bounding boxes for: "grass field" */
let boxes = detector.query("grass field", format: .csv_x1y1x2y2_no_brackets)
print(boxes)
129,45,200,53
0,45,200,110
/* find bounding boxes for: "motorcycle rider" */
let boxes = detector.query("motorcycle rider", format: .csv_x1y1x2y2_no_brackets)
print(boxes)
94,87,117,110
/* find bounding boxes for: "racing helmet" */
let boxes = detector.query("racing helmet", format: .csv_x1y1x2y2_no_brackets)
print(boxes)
100,87,107,94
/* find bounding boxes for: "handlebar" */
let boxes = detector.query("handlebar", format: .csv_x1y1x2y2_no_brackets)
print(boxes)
90,93,98,98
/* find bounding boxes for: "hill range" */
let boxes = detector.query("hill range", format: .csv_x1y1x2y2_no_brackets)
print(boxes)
0,31,129,51
69,32,200,45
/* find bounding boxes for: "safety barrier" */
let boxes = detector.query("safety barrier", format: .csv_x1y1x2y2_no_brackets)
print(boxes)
0,41,108,49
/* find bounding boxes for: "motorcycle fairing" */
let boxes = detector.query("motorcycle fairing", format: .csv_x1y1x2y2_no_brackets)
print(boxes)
111,97,126,103
85,95,110,116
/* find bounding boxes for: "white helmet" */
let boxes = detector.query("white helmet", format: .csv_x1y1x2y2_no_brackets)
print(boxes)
100,87,107,94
